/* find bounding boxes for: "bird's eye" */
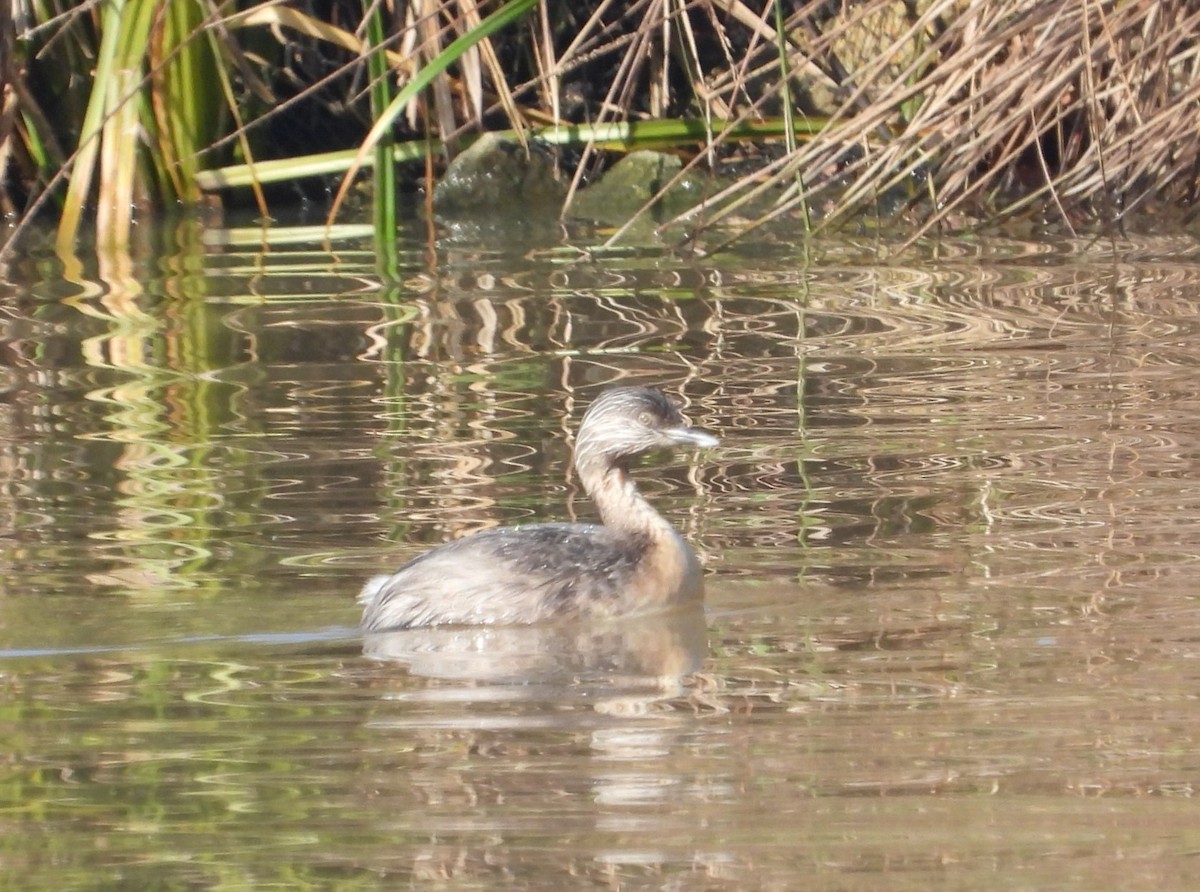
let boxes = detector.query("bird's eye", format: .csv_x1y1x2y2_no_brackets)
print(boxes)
637,411,654,427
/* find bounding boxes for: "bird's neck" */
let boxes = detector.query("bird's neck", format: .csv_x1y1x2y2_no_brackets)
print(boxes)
578,456,704,608
578,459,676,543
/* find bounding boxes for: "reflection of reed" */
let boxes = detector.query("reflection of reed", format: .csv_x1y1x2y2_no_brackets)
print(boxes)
11,235,1200,887
9,232,1200,618
361,281,741,548
63,273,223,593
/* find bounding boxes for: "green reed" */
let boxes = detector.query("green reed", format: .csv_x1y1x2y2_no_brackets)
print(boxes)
364,0,399,278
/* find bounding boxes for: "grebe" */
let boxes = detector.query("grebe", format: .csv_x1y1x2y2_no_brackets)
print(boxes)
359,387,716,631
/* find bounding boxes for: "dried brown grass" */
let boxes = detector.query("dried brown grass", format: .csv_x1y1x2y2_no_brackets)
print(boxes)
3,0,1198,251
362,0,1200,239
670,0,1200,242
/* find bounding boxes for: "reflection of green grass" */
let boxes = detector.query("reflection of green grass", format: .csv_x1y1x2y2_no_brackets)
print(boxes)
0,653,389,887
54,278,256,599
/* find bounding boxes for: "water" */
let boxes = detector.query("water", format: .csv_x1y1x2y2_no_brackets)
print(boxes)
2,223,1200,887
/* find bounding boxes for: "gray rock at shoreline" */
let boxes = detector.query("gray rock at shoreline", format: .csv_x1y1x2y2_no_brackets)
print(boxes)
433,133,565,219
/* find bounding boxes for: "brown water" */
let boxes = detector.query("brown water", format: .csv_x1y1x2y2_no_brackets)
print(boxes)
2,223,1200,888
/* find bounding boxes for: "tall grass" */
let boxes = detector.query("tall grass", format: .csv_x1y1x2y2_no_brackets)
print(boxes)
2,0,1198,260
5,0,231,255
697,0,1200,246
365,0,399,278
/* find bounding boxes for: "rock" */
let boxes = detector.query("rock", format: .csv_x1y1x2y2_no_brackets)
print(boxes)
433,133,565,218
568,150,709,226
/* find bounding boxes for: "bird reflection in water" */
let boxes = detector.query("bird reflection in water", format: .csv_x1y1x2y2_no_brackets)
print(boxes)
359,387,716,691
362,605,708,692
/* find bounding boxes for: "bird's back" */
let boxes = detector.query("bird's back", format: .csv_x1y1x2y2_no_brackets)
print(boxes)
359,523,651,631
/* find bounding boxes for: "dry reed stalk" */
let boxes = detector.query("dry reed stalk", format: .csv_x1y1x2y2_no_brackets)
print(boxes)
685,0,1200,242
6,0,1199,254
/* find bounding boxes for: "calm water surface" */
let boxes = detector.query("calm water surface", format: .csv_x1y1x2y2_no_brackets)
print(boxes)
2,223,1200,888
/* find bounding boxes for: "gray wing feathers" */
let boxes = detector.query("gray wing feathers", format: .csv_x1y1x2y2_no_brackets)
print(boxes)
360,524,642,631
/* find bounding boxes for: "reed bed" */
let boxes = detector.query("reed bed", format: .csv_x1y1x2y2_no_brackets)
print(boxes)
1,0,1197,258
